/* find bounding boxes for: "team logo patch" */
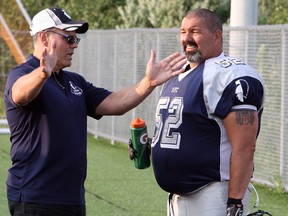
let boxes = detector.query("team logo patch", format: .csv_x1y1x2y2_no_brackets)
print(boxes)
235,79,249,102
69,81,83,96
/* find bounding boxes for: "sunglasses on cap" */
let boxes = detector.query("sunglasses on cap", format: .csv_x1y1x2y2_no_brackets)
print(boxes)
46,30,81,45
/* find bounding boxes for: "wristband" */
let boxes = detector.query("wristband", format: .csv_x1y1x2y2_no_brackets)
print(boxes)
227,198,243,216
227,198,243,205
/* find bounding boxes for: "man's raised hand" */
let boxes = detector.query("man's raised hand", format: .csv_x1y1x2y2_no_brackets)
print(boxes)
40,40,57,77
145,50,186,87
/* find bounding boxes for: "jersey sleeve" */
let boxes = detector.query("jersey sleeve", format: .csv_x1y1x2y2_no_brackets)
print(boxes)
4,62,37,108
73,73,112,119
203,57,265,119
214,76,264,118
85,83,112,119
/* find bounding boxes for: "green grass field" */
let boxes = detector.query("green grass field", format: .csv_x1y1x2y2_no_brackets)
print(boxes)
0,133,287,215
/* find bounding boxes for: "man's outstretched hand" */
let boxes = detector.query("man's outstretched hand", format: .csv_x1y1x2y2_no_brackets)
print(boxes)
145,50,186,87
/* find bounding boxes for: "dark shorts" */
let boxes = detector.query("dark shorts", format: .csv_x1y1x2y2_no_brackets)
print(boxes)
8,200,86,216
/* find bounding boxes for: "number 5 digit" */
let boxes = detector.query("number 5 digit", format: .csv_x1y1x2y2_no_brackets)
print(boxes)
152,97,183,149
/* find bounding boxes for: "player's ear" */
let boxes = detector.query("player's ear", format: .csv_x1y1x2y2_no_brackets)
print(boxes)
214,29,222,43
38,31,49,46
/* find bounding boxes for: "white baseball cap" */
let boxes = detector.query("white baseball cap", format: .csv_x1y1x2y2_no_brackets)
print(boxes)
30,8,89,36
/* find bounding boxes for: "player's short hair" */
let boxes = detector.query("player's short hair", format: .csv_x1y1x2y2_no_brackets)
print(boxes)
185,8,223,33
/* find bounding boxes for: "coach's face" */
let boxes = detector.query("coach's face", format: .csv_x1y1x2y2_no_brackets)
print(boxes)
46,29,79,71
180,15,221,65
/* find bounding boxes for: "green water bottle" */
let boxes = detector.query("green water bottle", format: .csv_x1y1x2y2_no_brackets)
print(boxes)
130,118,151,169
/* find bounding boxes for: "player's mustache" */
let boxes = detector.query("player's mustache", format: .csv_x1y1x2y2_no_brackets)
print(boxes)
183,41,198,51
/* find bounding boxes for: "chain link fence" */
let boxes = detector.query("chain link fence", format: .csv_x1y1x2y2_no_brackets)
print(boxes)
1,25,288,191
69,26,288,191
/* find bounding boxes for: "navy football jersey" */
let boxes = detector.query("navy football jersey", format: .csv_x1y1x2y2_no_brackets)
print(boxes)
151,53,264,194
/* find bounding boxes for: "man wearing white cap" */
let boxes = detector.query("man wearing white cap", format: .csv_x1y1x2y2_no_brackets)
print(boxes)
4,8,186,216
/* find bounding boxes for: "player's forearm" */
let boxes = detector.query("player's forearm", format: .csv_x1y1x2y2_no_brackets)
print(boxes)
135,75,156,97
96,76,155,115
223,110,258,200
118,77,156,113
228,151,254,199
12,67,48,106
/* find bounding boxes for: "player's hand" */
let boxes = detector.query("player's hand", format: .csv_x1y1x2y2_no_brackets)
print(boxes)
128,139,135,160
128,138,152,160
145,50,186,87
40,40,57,77
226,204,243,216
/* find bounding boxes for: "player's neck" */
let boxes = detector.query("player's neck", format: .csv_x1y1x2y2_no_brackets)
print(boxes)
188,62,201,70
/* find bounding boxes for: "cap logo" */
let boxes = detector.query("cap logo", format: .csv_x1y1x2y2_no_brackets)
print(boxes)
62,10,71,19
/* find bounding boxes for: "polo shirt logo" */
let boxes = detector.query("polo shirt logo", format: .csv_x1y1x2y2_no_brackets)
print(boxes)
69,81,83,96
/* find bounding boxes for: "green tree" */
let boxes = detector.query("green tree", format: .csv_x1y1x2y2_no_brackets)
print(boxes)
117,0,185,28
185,0,230,24
117,0,230,29
258,0,288,24
21,0,58,18
144,0,185,28
117,0,151,28
22,0,126,29
9,0,288,30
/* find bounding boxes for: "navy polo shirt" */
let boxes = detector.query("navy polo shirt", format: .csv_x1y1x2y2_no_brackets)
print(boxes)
4,55,112,205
